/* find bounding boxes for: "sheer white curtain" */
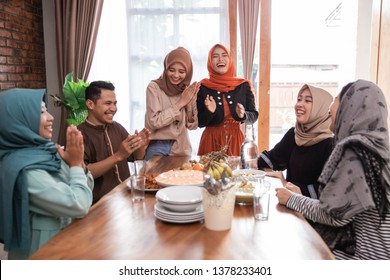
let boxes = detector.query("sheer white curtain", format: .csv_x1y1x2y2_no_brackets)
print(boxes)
238,0,260,81
238,0,261,140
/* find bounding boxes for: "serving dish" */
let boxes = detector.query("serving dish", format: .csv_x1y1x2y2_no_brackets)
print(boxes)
235,178,256,205
155,185,202,205
233,170,266,205
155,169,204,187
232,169,266,178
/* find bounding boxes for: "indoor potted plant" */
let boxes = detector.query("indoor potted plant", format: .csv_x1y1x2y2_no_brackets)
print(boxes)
51,72,89,126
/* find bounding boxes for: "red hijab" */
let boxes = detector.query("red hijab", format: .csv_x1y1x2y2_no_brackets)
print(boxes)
201,44,251,92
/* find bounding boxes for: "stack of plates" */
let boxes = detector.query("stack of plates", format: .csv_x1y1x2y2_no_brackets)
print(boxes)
154,186,204,223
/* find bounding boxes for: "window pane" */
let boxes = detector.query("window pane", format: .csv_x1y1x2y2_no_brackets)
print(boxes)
269,0,369,147
129,0,174,9
126,0,229,155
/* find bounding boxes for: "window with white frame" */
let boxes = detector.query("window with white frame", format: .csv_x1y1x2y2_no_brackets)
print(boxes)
90,0,229,157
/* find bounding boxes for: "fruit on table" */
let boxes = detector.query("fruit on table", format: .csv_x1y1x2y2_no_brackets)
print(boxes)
192,163,205,171
206,160,232,180
179,160,204,171
181,162,193,170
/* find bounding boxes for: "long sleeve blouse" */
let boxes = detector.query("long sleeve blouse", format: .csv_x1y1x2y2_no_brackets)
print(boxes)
8,161,93,259
145,81,198,156
287,193,390,260
258,127,332,198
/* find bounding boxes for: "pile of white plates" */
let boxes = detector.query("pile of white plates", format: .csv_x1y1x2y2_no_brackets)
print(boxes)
154,186,204,223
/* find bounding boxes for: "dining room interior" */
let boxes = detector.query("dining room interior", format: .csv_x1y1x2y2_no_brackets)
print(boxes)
1,0,390,152
1,0,390,263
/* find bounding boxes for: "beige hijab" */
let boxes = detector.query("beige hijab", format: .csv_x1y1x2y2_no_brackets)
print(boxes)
153,47,193,97
295,84,333,146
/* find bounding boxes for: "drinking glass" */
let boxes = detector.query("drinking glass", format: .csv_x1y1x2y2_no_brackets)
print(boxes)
134,160,146,175
130,175,145,202
253,180,271,220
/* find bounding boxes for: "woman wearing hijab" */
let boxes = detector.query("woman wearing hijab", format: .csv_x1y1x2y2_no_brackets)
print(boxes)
0,88,93,259
144,47,200,160
258,84,333,198
196,44,258,156
276,80,390,259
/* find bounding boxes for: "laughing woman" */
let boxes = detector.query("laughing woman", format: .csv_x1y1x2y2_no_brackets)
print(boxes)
0,89,93,259
196,44,258,156
276,80,390,259
257,84,334,198
144,47,200,160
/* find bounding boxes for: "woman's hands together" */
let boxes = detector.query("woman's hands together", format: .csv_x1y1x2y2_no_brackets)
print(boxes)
275,182,302,205
178,82,200,110
57,125,85,168
266,170,302,206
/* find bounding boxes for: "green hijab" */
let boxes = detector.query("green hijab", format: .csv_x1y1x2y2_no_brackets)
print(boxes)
0,88,61,253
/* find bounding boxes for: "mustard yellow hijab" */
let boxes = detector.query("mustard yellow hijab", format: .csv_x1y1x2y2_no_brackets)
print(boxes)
295,84,333,147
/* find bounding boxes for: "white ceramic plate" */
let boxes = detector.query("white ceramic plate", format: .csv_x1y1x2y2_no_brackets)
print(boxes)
154,202,203,216
154,203,204,223
154,212,203,224
157,200,202,212
155,211,204,221
155,186,202,205
155,170,205,187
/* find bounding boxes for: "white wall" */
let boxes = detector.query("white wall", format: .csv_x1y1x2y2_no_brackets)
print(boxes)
355,0,373,80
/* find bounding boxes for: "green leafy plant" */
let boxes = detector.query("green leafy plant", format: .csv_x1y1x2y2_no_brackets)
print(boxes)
51,72,89,126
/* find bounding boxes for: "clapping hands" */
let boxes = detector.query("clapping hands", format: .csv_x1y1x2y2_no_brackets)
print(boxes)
57,125,85,168
179,82,200,110
117,128,151,161
204,94,216,113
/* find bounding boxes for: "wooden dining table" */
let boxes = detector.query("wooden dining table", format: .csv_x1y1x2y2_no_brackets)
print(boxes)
29,156,334,260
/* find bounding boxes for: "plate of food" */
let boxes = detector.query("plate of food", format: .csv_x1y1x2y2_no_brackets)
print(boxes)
143,173,163,192
155,169,205,187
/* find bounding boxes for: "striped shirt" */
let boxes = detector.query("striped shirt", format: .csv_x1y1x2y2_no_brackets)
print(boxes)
287,194,390,260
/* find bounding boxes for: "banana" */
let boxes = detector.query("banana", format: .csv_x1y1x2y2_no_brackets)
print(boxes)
212,166,221,180
224,164,233,177
216,161,233,177
214,162,224,175
207,167,214,177
206,160,234,180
